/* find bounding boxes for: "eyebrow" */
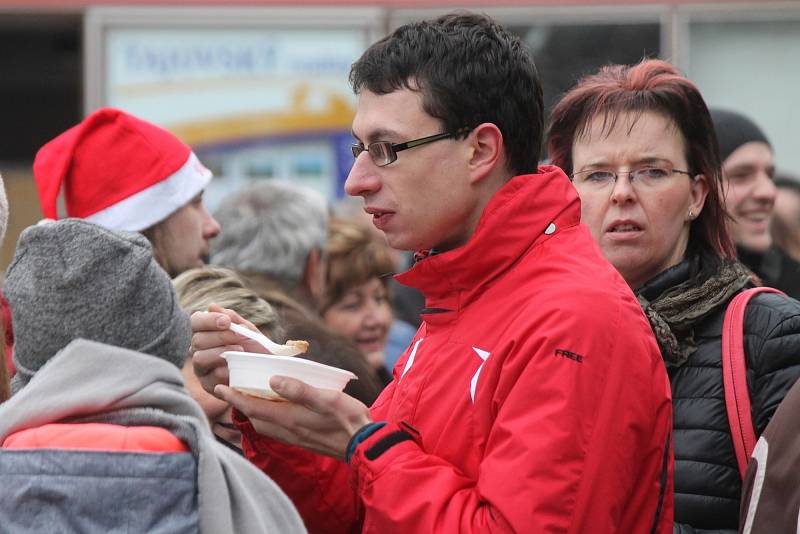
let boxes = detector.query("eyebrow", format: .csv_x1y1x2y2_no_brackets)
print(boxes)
633,156,675,167
727,163,760,173
576,156,673,171
727,163,777,177
351,128,403,144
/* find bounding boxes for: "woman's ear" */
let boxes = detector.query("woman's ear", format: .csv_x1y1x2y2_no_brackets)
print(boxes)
467,123,504,184
688,174,710,221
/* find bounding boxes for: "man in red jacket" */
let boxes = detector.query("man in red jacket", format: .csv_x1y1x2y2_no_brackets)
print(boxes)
191,12,673,533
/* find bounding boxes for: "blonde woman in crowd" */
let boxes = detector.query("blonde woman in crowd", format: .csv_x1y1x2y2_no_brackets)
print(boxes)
175,267,384,420
173,267,285,451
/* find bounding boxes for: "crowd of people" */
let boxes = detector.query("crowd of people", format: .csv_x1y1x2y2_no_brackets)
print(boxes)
0,10,798,534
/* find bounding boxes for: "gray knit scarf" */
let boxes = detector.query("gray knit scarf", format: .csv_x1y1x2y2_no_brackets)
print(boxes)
636,260,752,368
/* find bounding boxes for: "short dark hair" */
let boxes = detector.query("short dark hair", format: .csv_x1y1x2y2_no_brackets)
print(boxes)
547,59,735,260
349,12,543,176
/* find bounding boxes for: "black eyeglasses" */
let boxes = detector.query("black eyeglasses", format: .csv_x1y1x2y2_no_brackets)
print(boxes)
351,127,471,167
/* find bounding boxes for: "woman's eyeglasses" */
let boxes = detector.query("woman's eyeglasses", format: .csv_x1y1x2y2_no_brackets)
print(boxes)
571,164,693,191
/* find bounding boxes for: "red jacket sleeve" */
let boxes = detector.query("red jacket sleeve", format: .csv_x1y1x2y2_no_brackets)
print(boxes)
234,410,362,534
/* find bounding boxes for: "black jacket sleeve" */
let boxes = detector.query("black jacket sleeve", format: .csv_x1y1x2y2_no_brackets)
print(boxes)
745,293,800,436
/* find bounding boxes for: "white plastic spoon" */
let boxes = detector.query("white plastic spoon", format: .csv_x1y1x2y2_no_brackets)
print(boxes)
229,322,306,357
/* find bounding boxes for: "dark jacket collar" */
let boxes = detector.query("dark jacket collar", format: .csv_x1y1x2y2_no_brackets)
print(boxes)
636,260,693,304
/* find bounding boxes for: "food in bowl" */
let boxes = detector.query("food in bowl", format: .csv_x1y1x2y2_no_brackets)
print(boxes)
284,340,309,354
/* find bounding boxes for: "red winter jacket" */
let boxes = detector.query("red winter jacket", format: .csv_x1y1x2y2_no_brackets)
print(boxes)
237,166,674,533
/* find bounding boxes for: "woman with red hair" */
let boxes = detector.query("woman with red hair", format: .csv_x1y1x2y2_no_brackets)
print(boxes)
548,59,800,532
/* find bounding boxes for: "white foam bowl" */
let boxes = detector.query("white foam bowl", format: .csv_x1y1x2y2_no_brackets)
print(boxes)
221,351,358,400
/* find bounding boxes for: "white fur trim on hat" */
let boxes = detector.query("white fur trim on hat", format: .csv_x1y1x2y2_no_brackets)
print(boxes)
86,152,212,232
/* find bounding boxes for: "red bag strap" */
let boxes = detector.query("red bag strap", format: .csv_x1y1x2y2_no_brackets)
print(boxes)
722,286,785,479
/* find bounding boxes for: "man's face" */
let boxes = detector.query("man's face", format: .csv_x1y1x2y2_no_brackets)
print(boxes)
721,141,776,252
344,88,476,252
154,192,221,277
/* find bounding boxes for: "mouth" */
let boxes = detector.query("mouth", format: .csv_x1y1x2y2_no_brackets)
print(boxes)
365,207,394,230
356,334,386,352
213,422,243,442
606,222,643,233
738,211,772,224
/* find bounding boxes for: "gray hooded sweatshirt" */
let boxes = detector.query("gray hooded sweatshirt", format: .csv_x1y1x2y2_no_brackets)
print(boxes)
0,339,306,533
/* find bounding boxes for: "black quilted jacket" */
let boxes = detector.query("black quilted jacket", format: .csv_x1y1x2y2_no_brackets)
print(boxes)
637,260,800,534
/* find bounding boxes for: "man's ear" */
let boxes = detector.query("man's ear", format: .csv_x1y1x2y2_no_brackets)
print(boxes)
303,247,326,304
467,123,504,184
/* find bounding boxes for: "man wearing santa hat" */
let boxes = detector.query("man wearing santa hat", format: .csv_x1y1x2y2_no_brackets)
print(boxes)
33,107,221,277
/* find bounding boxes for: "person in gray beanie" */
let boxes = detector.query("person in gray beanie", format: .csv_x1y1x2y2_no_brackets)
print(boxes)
711,108,800,298
0,218,305,533
4,217,190,392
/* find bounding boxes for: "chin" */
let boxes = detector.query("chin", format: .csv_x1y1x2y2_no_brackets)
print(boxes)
608,257,653,287
358,342,387,355
385,227,435,252
384,235,416,252
739,233,772,252
214,425,242,446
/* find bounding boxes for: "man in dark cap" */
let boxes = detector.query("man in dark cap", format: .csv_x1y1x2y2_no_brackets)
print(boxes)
711,108,800,297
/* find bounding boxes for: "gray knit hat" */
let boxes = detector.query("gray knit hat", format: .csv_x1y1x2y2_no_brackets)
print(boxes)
4,218,191,393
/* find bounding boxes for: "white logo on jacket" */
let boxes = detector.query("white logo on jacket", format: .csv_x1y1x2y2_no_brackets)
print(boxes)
470,347,491,403
400,338,424,379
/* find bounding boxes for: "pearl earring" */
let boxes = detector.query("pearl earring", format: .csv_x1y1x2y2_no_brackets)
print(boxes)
688,210,695,220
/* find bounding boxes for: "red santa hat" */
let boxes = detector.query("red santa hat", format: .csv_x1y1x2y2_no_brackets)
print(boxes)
33,107,212,232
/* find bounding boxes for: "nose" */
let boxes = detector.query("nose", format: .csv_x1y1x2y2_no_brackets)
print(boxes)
609,173,636,205
344,153,381,198
751,172,777,205
363,306,381,326
202,204,222,238
363,298,391,329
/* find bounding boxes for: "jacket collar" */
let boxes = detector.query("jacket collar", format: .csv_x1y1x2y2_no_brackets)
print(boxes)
396,165,580,317
636,260,693,303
